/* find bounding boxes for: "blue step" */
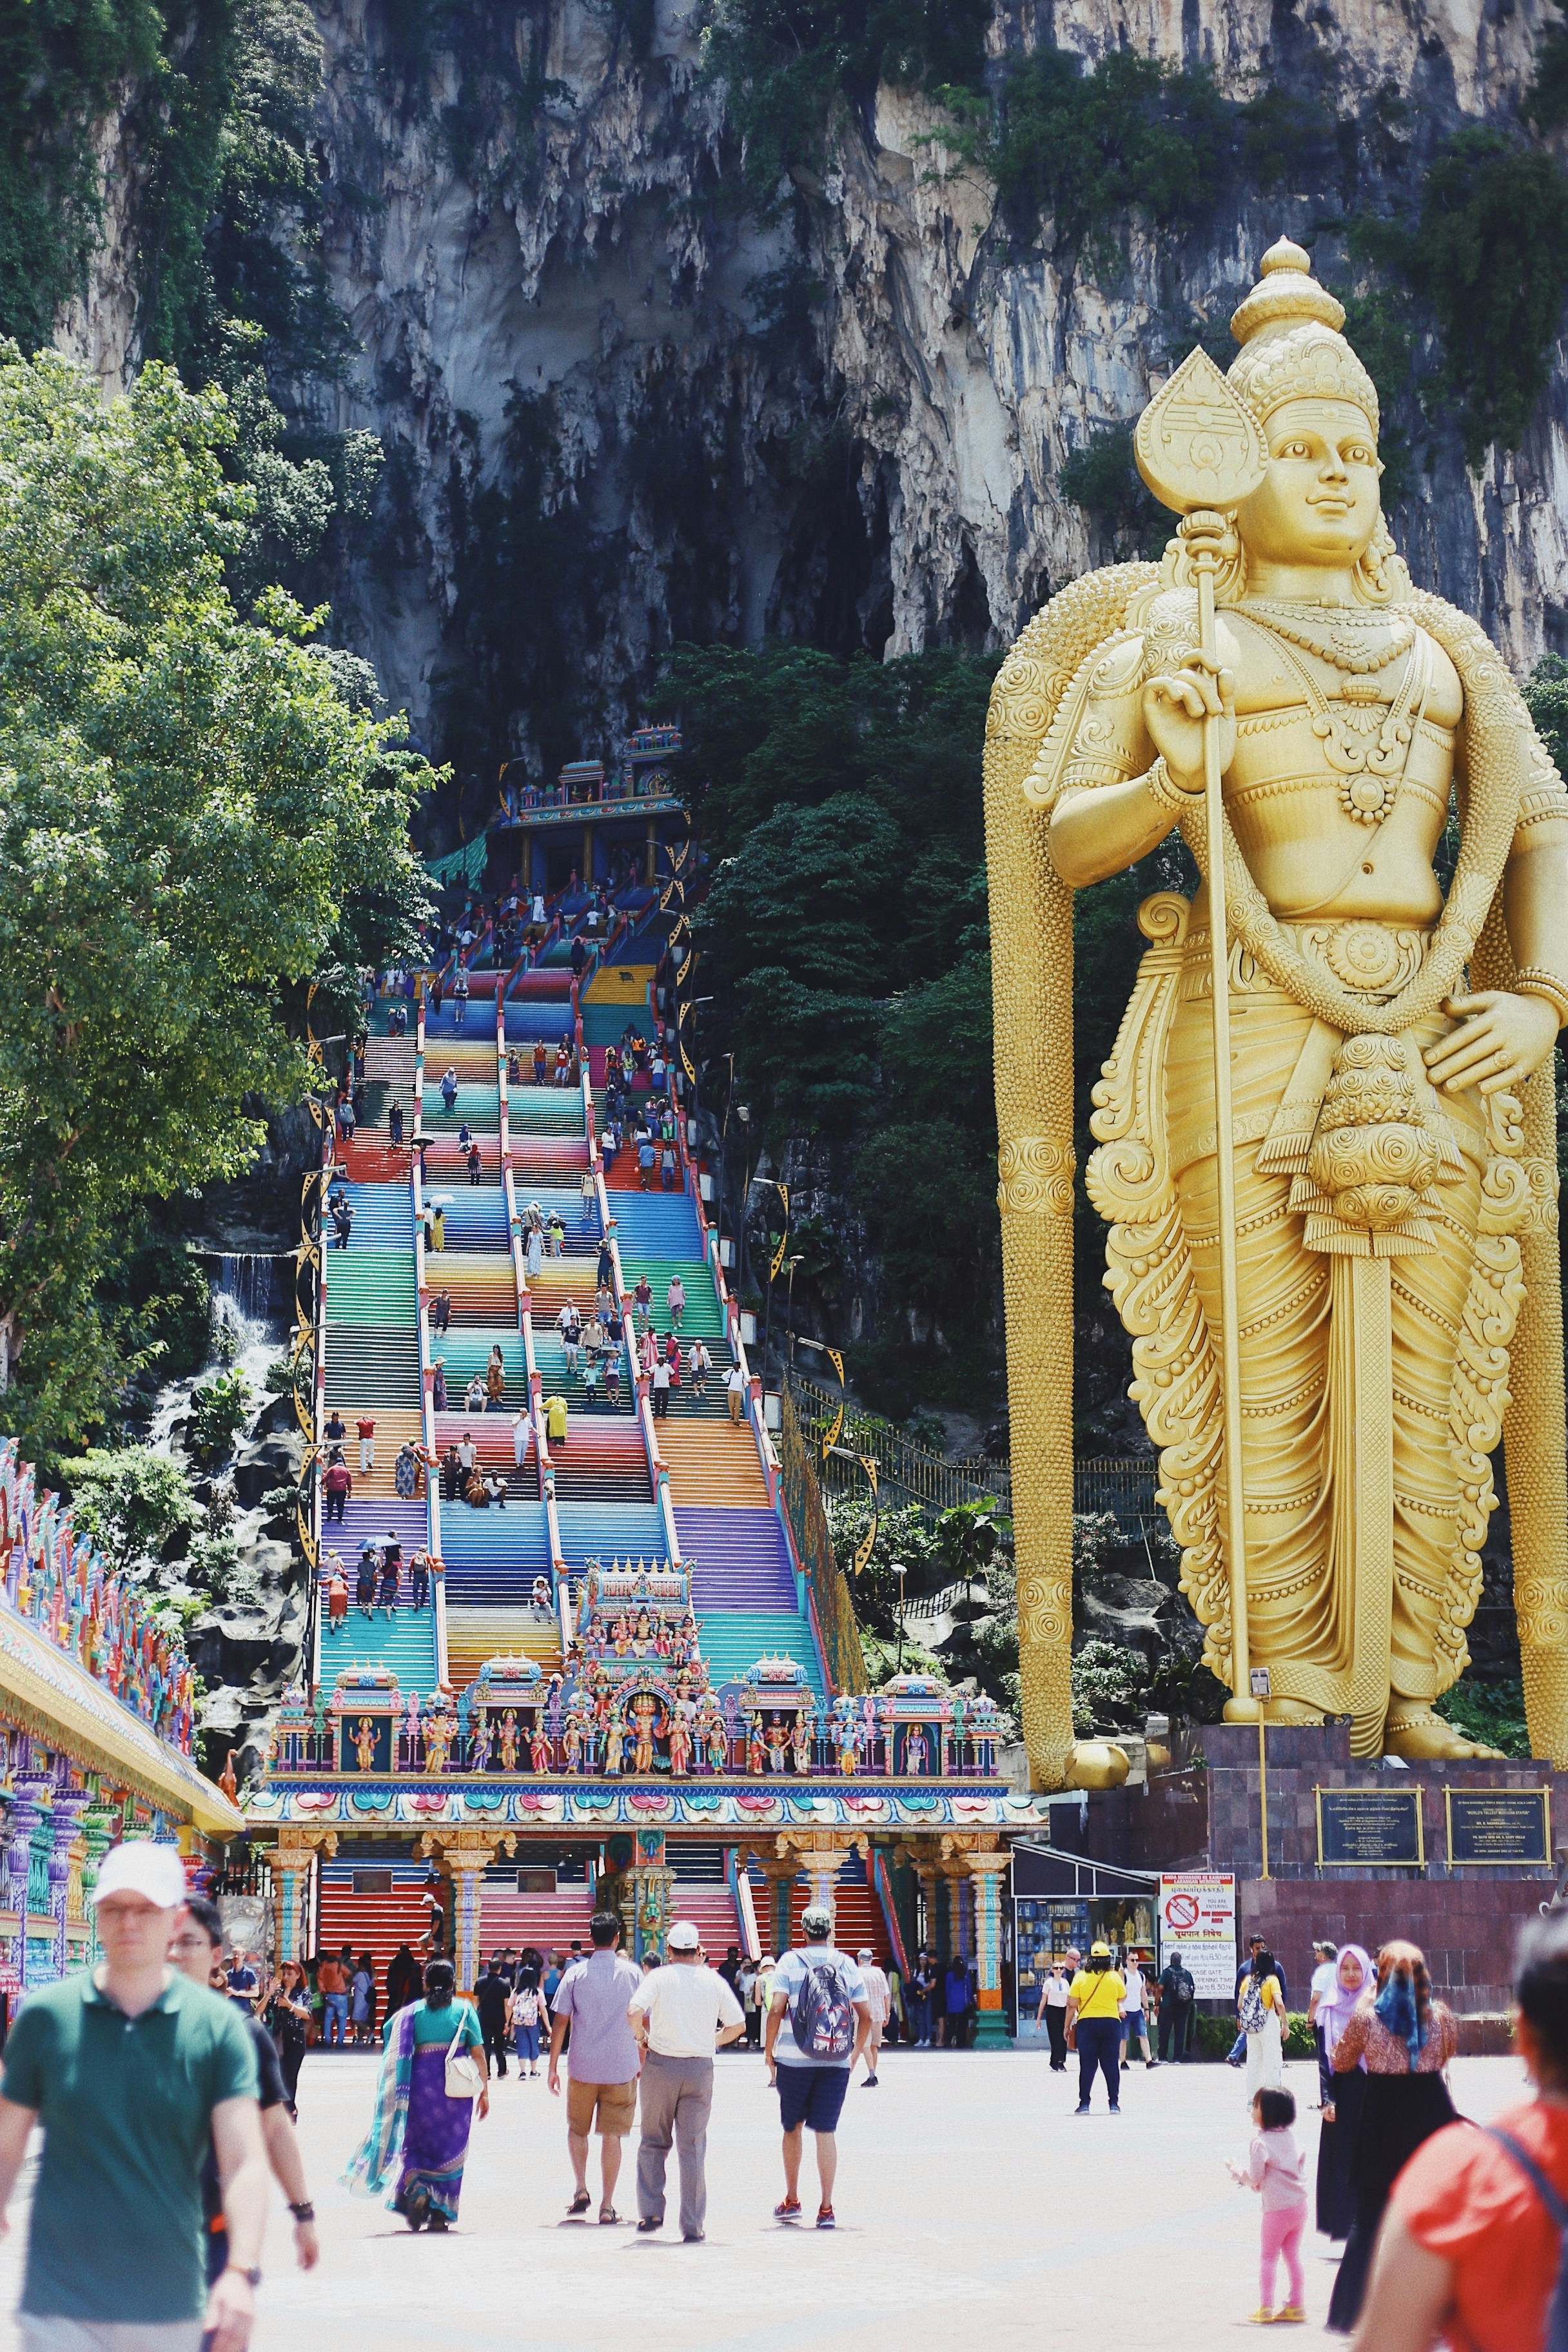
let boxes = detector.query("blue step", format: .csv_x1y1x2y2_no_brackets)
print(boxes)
328,1182,413,1246
440,1504,553,1601
433,1190,510,1251
320,1605,438,1692
553,1502,666,1571
604,1192,703,1257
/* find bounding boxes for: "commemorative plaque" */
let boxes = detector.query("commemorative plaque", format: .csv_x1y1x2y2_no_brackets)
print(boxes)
1445,1787,1551,1867
1316,1787,1424,1868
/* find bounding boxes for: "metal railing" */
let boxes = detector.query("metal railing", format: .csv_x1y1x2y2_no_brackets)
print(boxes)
786,1372,1160,1535
777,1391,867,1695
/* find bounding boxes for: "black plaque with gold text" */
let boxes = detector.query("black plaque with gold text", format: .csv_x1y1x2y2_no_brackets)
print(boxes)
1316,1787,1424,1868
1446,1787,1550,1867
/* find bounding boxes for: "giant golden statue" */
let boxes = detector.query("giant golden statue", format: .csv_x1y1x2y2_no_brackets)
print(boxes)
987,238,1568,1783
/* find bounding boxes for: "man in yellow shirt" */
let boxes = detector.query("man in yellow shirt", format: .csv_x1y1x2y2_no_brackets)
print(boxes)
1065,1943,1126,2115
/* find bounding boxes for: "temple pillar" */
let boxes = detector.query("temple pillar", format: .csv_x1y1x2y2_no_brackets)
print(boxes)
47,1792,88,1982
274,1828,336,1968
645,819,657,887
418,1832,510,1992
582,823,595,888
79,1808,117,1966
795,1847,844,1929
965,1850,1012,2048
8,1781,48,1995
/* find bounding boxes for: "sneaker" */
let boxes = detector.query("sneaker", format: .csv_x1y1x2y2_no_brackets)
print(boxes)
773,2197,802,2220
1108,2103,1121,2113
816,2205,836,2230
861,2074,879,2088
1073,2103,1091,2115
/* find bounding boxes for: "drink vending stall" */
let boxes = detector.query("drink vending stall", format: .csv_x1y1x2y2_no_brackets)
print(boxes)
1008,1845,1164,2043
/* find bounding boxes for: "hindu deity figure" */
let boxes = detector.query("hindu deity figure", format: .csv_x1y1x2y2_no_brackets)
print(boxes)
903,1725,928,1777
353,1716,377,1772
629,1692,662,1775
603,1715,625,1776
563,1715,583,1774
994,237,1568,1771
498,1709,520,1771
703,1707,728,1775
529,1722,551,1774
790,1714,812,1776
667,1711,692,1778
745,1723,764,1777
765,1718,787,1774
423,1711,452,1774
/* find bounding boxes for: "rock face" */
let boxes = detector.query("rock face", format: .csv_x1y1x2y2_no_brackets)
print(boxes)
240,0,1568,759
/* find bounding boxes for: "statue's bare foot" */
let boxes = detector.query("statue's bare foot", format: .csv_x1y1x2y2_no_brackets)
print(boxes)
1063,1741,1130,1790
1384,1707,1505,1762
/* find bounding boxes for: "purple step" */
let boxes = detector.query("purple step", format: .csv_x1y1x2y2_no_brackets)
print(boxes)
675,1507,797,1611
326,1498,429,1551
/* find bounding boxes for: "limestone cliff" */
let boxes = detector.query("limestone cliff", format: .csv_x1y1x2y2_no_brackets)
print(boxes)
64,0,1568,764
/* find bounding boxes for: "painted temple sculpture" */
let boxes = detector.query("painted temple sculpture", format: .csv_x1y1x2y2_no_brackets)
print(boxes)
989,236,1568,1784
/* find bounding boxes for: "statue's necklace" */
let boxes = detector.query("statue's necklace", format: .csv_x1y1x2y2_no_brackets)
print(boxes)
1239,598,1417,675
1235,611,1431,827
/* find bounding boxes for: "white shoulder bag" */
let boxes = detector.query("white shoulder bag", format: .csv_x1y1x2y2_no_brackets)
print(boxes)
444,2013,485,2101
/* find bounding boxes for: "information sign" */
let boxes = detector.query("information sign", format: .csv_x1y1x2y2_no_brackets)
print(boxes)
1316,1787,1424,1868
1157,1873,1236,1997
1445,1787,1551,1867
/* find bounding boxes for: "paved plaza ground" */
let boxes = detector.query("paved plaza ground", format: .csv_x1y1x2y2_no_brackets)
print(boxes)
0,2046,1531,2350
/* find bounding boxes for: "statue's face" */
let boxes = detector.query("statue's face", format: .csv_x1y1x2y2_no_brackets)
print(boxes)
1235,396,1381,572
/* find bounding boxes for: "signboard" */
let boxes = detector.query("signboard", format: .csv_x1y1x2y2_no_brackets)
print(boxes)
1446,1787,1551,1867
1157,1874,1236,1997
1317,1787,1424,1868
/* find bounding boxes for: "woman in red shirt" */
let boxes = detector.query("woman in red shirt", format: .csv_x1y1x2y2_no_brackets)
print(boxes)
1352,1912,1568,2352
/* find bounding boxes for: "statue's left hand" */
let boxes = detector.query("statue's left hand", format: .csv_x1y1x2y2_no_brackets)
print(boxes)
1425,991,1561,1095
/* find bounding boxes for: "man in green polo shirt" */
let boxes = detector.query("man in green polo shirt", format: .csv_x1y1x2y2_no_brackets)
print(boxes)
0,1839,268,2352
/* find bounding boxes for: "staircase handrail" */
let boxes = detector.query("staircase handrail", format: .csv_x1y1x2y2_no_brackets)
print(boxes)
871,1847,909,1979
309,1105,333,1691
729,1850,761,1963
411,990,447,1693
776,1389,867,1696
788,1370,1011,1518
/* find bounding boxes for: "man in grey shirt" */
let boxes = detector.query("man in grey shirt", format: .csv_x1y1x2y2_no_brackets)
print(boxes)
548,1910,642,2222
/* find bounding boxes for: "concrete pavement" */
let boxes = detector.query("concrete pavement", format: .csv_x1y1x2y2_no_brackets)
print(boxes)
0,2046,1533,2351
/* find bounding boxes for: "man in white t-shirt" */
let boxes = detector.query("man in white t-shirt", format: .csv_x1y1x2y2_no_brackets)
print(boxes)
725,1364,747,1427
627,1921,743,2242
1121,1954,1155,2067
852,1948,890,2088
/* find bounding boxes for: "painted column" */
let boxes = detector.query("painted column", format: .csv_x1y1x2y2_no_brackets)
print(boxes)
796,1848,844,1930
47,1792,88,1983
79,1808,117,1967
8,1779,48,1997
966,1852,1012,2048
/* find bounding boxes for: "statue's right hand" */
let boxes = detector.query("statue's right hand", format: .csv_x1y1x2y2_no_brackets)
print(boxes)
1142,653,1235,795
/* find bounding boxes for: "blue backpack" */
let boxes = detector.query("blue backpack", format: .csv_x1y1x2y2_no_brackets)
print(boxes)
790,1957,857,2064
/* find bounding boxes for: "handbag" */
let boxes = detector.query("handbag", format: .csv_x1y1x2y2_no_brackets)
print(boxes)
444,2015,485,2101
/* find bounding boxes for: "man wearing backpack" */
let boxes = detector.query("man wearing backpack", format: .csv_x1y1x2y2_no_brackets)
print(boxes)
764,1904,872,2230
1158,1947,1197,2064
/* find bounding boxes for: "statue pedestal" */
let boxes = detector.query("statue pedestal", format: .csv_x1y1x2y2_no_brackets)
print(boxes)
1046,1721,1565,2045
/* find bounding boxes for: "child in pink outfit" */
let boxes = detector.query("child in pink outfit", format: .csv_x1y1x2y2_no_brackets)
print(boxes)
1228,2086,1308,2323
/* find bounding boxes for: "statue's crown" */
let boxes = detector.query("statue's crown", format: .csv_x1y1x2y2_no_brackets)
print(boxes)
1226,235,1379,435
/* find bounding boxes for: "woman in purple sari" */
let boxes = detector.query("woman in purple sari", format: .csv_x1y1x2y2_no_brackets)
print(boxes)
344,1957,489,2231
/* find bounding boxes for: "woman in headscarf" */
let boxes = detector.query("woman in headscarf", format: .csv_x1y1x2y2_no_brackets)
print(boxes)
1239,1945,1286,2099
343,1955,489,2232
1314,1943,1373,2241
1327,1939,1456,2333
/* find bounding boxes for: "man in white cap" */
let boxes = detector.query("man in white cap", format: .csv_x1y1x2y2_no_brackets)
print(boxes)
0,1839,268,2352
626,1920,744,2242
853,1947,891,2088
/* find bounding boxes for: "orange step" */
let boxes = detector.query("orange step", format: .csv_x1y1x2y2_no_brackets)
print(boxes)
319,1409,426,1497
654,1418,769,1507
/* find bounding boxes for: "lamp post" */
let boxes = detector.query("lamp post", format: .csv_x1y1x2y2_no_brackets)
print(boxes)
894,1562,906,1676
783,1253,804,1378
760,1182,789,1400
736,1105,752,1295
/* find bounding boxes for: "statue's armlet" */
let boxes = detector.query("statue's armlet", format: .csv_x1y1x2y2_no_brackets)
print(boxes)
1512,739,1568,850
1023,631,1155,812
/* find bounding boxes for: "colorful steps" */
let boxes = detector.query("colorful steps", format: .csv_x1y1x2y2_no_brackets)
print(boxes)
446,1608,560,1686
318,1863,438,1974
676,1509,798,1609
655,1418,770,1509
548,1422,653,1504
474,1885,595,1956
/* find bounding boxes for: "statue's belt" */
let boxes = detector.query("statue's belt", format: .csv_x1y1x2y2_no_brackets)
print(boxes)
1178,917,1435,1006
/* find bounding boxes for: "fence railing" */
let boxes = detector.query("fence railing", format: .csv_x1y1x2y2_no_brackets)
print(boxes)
777,1390,868,1694
786,1372,1161,1535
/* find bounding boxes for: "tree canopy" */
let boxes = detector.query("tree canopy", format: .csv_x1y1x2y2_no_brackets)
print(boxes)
0,346,435,1454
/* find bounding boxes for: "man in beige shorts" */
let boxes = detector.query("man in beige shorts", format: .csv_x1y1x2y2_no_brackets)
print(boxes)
547,1910,642,2222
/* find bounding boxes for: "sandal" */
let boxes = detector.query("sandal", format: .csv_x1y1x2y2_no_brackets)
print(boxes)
599,2208,621,2226
568,2189,593,2216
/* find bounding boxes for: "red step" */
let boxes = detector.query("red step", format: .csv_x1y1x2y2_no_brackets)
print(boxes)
666,1881,743,1964
477,1885,595,1961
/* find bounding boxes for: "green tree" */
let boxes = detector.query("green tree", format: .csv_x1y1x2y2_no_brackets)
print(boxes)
61,1445,201,1569
0,347,436,1452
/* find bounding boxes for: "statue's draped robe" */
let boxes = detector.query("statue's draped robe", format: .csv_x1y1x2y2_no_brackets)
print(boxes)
986,562,1568,1767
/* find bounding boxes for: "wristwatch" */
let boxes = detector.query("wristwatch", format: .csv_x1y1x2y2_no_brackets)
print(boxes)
226,2265,263,2288
288,2201,315,2222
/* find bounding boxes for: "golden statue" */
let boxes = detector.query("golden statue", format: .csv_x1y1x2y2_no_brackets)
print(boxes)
987,237,1568,1783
